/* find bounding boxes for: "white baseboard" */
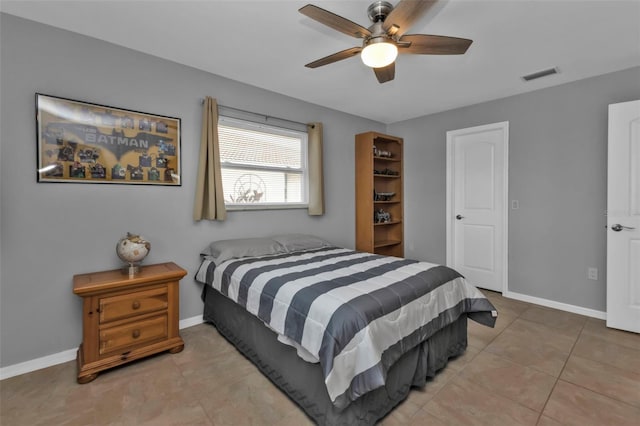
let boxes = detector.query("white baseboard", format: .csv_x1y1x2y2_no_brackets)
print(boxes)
0,348,78,381
2,295,605,382
0,315,205,381
504,290,607,320
179,315,205,329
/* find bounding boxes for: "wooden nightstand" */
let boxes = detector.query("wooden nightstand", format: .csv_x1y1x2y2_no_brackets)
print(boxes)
73,262,187,384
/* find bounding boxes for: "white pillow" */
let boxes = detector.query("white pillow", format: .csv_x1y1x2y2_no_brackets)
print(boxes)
201,238,286,265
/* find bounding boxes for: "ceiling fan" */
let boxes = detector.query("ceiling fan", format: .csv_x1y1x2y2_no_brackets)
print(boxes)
299,0,472,83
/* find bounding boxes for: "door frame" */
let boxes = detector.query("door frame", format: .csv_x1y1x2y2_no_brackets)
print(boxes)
446,121,509,294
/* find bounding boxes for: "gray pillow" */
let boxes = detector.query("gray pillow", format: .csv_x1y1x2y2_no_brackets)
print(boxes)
201,238,286,265
271,234,332,253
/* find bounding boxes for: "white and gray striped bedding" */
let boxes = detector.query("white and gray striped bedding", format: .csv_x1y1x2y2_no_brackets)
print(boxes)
196,246,497,409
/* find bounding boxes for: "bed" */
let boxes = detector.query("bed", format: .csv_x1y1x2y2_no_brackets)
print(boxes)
195,235,497,425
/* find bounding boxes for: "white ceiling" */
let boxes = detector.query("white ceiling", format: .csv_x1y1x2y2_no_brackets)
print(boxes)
2,0,639,123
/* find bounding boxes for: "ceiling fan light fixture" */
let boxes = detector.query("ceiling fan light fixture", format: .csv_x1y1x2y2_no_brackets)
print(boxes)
299,1,473,83
361,38,398,68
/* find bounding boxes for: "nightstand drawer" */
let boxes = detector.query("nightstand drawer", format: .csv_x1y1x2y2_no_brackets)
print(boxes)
99,315,168,356
99,286,168,323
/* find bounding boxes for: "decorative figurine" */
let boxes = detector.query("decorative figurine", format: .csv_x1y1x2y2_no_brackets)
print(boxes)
112,163,125,179
373,146,393,158
116,232,151,276
127,164,144,180
374,190,395,201
90,163,106,179
69,161,86,178
375,209,391,223
148,167,160,181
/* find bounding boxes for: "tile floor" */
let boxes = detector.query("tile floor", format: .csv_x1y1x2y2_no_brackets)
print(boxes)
1,291,639,425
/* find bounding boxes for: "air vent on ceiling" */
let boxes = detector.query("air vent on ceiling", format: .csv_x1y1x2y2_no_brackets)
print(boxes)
521,67,559,82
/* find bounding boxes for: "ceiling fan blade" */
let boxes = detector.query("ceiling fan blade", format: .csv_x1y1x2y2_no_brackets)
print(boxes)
305,47,363,68
299,4,371,39
383,0,436,37
374,62,395,83
398,34,473,55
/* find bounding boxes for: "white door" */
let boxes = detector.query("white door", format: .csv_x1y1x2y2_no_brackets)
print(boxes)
447,122,508,293
607,100,640,333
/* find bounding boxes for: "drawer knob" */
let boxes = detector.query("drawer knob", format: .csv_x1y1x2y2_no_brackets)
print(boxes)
132,301,141,310
132,329,141,339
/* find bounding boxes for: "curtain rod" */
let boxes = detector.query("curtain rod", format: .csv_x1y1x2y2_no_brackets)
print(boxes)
200,98,312,129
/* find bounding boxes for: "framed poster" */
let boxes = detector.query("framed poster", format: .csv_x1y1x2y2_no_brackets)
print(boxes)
36,93,181,185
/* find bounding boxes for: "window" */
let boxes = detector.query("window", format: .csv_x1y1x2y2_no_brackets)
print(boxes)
218,116,308,209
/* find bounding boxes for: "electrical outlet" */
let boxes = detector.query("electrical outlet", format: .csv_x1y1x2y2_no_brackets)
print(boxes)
587,267,598,280
511,200,520,210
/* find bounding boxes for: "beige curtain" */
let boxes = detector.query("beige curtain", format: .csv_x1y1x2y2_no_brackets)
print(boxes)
307,122,324,216
193,97,226,221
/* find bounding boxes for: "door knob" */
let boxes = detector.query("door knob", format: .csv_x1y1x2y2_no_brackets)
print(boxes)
456,215,464,220
611,224,636,232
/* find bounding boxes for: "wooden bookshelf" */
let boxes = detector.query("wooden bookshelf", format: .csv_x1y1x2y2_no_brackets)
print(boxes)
355,132,404,257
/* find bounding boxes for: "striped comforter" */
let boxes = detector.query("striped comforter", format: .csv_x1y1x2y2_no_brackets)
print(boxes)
196,247,497,409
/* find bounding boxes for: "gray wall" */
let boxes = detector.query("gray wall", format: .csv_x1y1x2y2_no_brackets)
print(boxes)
388,66,640,312
0,14,384,367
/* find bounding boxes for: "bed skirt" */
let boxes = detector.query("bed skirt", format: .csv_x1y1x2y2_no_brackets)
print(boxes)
202,285,468,425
